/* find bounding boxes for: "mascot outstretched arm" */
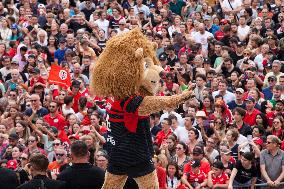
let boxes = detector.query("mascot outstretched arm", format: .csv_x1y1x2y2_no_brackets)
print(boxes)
91,28,193,189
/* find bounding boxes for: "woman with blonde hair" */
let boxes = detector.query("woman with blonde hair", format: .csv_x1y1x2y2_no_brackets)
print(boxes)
0,18,12,46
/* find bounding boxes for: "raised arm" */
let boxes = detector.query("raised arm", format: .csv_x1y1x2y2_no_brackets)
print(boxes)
138,89,193,116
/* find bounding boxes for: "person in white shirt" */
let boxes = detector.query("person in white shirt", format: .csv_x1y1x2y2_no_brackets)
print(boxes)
94,11,109,39
254,43,269,74
116,19,129,35
174,116,203,144
220,0,243,19
212,80,235,103
237,16,250,41
133,0,150,19
160,110,184,127
193,23,213,55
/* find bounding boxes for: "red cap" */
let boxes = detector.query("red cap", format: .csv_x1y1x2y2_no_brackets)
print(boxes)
220,19,229,24
68,134,79,140
253,137,263,146
7,160,17,170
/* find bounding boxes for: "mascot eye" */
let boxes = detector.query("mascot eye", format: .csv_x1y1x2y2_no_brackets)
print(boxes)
151,81,156,84
144,62,149,70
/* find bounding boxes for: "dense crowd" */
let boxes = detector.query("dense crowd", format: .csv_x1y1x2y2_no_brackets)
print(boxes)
1,0,284,189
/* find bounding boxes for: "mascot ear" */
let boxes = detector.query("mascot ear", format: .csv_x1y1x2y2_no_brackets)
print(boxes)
135,48,144,59
152,42,158,51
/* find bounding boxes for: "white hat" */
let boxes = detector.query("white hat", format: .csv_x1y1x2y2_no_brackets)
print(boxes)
195,111,206,118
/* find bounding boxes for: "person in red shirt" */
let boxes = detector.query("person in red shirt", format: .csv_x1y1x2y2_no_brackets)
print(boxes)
153,155,167,189
214,19,228,41
155,118,173,147
207,161,229,189
183,145,211,176
183,159,208,189
243,96,261,126
68,80,83,113
44,101,66,131
28,67,46,92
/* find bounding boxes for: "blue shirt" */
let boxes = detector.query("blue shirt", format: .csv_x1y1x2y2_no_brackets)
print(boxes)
54,48,67,65
262,87,273,100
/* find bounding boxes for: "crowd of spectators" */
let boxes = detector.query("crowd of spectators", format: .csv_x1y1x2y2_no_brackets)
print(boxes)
1,0,284,189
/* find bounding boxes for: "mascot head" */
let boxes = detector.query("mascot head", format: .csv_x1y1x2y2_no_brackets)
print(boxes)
91,28,163,99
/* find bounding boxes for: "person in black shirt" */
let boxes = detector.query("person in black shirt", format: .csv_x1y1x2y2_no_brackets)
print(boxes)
233,107,252,138
17,153,65,189
57,141,105,189
0,166,18,189
228,152,257,189
81,0,96,21
166,45,179,67
217,57,241,79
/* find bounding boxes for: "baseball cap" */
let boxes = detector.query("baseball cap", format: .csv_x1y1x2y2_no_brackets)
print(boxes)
213,161,224,170
59,38,67,43
203,15,211,20
203,58,211,64
11,23,18,29
191,160,201,168
9,133,19,140
32,67,40,74
252,137,263,146
220,148,231,155
119,19,126,25
28,54,36,59
11,60,18,64
38,4,45,9
220,19,229,24
268,75,277,81
7,160,17,170
237,41,245,46
149,4,155,8
245,96,255,103
159,53,167,61
195,111,206,118
192,145,204,155
236,88,244,94
139,10,144,14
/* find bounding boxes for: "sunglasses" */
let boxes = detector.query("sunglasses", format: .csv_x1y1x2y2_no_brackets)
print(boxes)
49,106,56,108
56,153,65,157
268,79,275,82
53,143,61,146
19,157,28,160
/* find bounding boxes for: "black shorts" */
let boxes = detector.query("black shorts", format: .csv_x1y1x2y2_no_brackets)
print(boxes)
107,161,155,178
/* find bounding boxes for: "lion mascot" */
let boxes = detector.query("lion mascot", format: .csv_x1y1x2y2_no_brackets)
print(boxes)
91,28,193,189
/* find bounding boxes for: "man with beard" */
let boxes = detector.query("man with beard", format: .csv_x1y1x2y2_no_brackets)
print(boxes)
48,147,67,178
271,85,284,107
44,101,66,131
